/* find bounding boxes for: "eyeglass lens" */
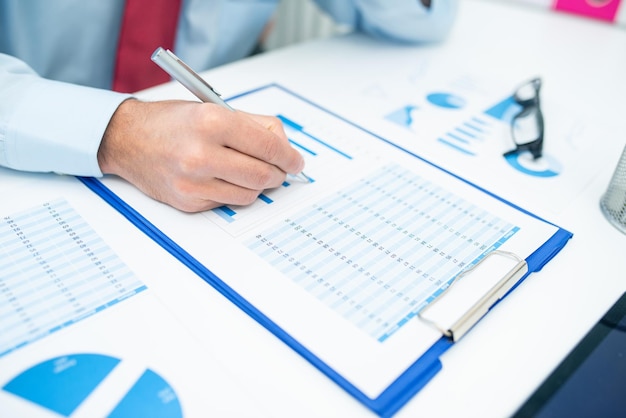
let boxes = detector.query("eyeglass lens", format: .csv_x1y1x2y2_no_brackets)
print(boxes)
515,81,539,104
512,106,541,145
504,77,543,160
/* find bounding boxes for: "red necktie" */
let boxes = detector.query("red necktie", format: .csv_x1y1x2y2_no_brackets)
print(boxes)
112,0,182,93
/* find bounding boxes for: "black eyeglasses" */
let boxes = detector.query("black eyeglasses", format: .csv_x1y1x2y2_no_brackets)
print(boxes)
503,77,544,160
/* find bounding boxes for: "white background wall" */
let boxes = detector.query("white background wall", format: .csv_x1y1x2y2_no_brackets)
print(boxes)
262,0,350,51
262,0,624,53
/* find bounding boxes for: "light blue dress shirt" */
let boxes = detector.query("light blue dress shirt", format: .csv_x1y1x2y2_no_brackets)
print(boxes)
0,0,458,177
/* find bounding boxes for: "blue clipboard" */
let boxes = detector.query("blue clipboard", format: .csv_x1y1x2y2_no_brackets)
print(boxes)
79,84,573,417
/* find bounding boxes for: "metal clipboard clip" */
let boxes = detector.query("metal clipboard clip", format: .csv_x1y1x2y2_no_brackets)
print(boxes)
417,250,528,342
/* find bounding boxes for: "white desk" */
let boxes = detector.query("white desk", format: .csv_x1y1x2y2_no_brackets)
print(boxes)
141,1,625,416
3,1,626,417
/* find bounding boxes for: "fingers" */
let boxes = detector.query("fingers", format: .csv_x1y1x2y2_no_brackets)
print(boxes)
167,177,263,213
167,145,290,212
203,146,291,190
220,110,305,175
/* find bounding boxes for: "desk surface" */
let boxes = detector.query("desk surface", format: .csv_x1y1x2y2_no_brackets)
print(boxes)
158,1,624,416
4,1,626,417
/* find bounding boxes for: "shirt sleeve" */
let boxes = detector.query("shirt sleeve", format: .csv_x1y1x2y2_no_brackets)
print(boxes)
0,53,131,177
313,0,458,43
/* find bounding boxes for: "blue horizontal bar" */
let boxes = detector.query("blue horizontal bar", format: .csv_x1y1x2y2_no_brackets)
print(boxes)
218,206,236,216
278,114,303,131
463,121,484,132
289,139,317,156
258,194,273,204
213,206,236,223
278,114,352,160
455,127,476,138
437,138,475,155
471,116,489,125
446,132,470,144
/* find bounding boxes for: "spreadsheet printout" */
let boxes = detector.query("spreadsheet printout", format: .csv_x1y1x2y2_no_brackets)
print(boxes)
247,163,519,343
0,198,145,357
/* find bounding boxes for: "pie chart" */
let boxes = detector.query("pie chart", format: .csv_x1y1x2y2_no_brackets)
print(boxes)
2,353,182,417
426,92,466,109
504,152,562,178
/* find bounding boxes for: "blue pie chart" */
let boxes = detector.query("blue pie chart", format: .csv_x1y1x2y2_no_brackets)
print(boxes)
504,152,562,177
2,353,182,417
426,92,465,109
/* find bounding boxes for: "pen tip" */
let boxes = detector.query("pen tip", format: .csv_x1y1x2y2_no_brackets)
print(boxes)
293,172,313,183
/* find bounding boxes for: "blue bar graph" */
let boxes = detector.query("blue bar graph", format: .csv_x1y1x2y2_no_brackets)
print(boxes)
437,114,493,156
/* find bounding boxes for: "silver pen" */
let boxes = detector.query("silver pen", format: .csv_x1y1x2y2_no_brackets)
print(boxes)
151,47,312,183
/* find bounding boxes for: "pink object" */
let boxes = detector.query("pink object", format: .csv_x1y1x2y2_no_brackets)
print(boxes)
553,0,622,22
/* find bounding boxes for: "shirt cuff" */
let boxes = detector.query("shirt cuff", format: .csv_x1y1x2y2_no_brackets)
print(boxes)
2,78,131,177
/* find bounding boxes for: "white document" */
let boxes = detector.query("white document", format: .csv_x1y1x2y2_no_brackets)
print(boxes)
99,85,560,399
335,61,609,217
0,170,267,418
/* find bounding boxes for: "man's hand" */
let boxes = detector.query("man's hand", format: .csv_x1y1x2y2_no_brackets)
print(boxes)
97,99,305,212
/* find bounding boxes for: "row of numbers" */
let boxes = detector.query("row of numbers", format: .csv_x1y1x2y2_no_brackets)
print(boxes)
0,199,145,357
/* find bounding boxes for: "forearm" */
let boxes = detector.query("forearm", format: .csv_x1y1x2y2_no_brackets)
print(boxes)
0,53,130,177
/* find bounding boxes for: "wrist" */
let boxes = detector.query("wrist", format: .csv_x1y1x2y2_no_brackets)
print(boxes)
97,98,141,175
